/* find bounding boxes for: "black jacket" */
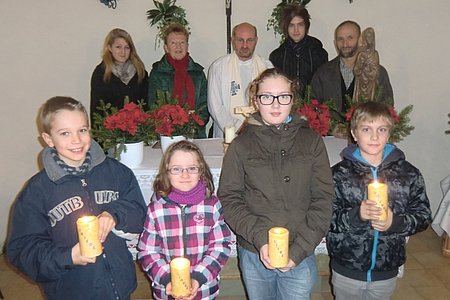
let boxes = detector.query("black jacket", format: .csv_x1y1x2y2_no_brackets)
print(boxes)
90,62,148,123
326,144,431,281
7,141,147,299
269,35,328,89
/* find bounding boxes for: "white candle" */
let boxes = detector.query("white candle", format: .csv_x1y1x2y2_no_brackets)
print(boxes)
224,125,236,143
368,181,388,221
269,227,289,268
170,257,191,297
76,216,103,257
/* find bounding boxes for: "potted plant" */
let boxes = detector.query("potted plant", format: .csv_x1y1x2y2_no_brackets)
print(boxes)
149,90,204,151
146,0,189,48
91,99,156,166
295,86,414,143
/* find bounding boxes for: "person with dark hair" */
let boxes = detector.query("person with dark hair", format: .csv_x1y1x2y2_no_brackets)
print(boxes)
311,21,394,114
269,4,328,91
218,68,334,299
90,28,148,123
138,140,231,299
147,23,209,138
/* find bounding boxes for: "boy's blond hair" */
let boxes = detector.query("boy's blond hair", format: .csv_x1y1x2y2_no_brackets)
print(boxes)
40,96,89,134
350,101,394,133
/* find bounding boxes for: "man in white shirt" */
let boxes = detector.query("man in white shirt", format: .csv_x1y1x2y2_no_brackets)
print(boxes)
207,22,273,138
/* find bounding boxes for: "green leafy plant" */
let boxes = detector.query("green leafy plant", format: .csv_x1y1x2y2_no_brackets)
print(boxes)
146,0,189,48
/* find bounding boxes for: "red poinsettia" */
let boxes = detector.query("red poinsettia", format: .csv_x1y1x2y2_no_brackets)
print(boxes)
104,102,152,136
151,104,204,137
297,99,332,136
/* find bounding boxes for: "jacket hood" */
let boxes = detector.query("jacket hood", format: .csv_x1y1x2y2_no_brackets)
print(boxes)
42,140,106,182
246,112,309,130
341,143,405,167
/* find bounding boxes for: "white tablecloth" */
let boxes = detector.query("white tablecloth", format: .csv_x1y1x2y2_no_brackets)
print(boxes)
120,137,347,257
432,175,450,236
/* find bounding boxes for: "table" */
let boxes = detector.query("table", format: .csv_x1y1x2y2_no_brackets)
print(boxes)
119,136,347,257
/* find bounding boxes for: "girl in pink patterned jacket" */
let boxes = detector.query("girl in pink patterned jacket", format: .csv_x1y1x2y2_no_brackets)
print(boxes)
138,140,231,300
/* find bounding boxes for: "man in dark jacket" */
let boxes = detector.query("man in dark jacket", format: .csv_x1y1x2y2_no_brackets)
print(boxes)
269,4,328,91
311,20,393,114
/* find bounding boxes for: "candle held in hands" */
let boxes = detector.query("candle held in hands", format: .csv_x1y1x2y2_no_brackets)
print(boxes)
368,181,388,221
76,216,103,257
170,257,191,297
269,227,289,268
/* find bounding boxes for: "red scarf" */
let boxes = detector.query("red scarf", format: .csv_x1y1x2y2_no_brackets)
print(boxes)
166,54,196,110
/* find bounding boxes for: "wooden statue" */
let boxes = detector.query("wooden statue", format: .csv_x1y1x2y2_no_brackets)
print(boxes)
353,27,379,102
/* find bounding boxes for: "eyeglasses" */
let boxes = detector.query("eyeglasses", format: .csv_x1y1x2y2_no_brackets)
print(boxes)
257,94,293,105
168,166,200,175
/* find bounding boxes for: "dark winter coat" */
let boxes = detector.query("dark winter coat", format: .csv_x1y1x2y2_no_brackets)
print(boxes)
90,62,149,123
311,56,394,112
326,144,432,281
269,35,328,89
218,113,334,265
7,141,147,300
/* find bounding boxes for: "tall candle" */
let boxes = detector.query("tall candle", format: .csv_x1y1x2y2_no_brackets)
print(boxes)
224,125,236,143
170,257,191,297
76,216,103,257
368,181,388,221
268,227,289,268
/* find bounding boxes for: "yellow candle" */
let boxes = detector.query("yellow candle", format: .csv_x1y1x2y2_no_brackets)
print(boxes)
368,181,388,221
224,125,236,143
76,216,103,257
268,227,289,268
170,257,191,297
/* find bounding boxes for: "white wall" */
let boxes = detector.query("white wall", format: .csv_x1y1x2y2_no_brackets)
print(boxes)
1,0,450,251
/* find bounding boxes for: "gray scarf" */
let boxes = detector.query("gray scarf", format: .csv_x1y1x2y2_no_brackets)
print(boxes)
112,60,136,85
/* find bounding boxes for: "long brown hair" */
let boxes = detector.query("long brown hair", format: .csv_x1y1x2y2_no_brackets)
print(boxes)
153,140,214,198
101,28,146,83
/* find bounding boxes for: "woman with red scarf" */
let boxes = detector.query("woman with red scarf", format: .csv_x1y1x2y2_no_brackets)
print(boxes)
147,24,209,138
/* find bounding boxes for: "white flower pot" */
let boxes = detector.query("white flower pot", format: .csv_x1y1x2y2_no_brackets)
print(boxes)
160,135,186,152
117,141,144,168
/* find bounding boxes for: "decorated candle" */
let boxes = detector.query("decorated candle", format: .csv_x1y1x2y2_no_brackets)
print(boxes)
368,181,388,221
268,227,289,268
170,257,191,297
224,125,236,144
76,216,103,257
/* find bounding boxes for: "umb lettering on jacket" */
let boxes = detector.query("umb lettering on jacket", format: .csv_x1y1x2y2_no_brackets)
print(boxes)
94,190,119,204
48,196,84,227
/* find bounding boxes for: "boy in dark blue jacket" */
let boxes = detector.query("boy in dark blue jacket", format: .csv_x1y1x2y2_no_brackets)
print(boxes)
7,96,147,300
326,101,432,299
